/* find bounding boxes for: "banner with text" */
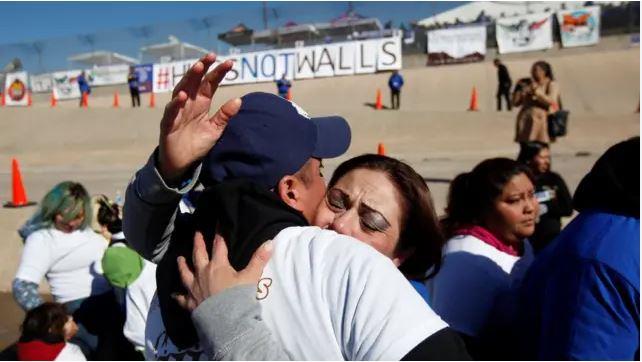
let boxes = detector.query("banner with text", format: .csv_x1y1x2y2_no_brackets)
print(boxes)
51,70,82,100
151,36,402,93
86,64,130,86
557,6,600,48
496,13,553,54
4,72,29,106
30,73,53,93
427,26,486,65
134,64,154,93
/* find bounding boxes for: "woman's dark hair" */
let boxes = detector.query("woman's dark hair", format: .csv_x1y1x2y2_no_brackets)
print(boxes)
329,154,444,280
442,158,534,239
19,302,69,343
517,141,549,164
531,60,554,81
97,198,122,234
513,77,533,94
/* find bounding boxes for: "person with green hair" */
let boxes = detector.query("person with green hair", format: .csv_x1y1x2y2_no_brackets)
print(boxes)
12,181,127,359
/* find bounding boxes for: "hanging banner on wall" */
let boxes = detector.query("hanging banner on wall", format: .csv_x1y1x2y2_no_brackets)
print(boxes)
51,70,82,100
30,73,53,93
86,64,129,86
496,13,553,54
426,25,486,65
4,72,29,106
134,64,153,93
152,36,403,92
557,6,600,48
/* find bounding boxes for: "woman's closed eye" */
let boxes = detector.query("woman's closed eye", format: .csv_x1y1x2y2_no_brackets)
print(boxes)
327,188,349,210
359,206,391,233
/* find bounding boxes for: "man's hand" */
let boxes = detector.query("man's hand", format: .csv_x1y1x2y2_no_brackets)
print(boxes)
174,231,273,312
159,53,242,184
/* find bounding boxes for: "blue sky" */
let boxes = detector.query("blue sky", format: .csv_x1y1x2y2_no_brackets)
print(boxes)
0,1,463,72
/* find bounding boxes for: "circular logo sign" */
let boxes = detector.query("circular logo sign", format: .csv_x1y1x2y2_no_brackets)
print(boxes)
8,79,26,101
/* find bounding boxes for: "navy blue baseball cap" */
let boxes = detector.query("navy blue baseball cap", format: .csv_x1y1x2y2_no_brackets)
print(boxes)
201,92,351,188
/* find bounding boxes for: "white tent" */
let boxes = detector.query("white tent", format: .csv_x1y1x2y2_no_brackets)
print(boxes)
140,36,209,62
417,1,586,28
68,51,138,66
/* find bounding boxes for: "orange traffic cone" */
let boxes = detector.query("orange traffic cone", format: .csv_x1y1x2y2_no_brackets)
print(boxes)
377,142,386,156
3,158,36,208
468,86,479,111
50,92,57,107
113,91,120,108
27,91,32,106
286,89,292,101
375,89,383,110
149,93,155,108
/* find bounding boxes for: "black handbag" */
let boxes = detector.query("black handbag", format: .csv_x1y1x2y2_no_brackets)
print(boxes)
548,109,569,139
546,82,569,140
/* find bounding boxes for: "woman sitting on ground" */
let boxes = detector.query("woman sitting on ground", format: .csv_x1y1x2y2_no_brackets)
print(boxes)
517,141,572,252
12,181,125,359
16,302,85,361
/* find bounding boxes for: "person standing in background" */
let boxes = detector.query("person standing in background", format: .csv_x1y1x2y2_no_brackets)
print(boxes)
494,59,512,111
388,70,404,110
76,71,91,107
128,67,141,108
275,74,291,99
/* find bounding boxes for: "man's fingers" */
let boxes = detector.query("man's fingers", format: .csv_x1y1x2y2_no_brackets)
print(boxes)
208,98,242,132
161,91,188,129
239,240,273,281
212,232,229,265
199,59,234,99
172,53,216,98
177,256,195,290
192,231,210,270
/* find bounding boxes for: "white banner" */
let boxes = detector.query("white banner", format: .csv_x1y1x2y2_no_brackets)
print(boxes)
333,42,356,76
152,59,197,93
30,73,53,93
51,70,82,100
427,26,486,65
354,39,380,74
85,64,130,86
153,37,403,93
557,6,600,48
4,72,29,106
496,13,553,54
377,36,403,70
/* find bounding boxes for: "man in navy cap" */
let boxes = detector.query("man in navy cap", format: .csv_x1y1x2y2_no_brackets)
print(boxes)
124,53,468,361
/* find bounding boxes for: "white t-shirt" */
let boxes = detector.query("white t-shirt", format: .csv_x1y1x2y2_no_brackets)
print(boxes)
124,260,157,351
55,342,87,361
426,234,534,337
145,226,448,360
15,228,111,303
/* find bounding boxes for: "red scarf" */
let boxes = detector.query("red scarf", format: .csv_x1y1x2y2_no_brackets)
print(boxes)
17,340,65,361
454,225,519,257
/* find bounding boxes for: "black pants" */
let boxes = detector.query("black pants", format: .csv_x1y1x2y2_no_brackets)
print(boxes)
391,90,401,109
496,83,511,111
130,88,140,107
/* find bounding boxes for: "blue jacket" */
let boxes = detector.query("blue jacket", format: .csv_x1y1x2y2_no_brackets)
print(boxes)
388,73,404,91
276,79,291,94
77,74,91,94
518,209,640,360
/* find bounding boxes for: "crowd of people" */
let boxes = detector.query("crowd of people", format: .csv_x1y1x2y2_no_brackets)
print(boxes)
9,52,639,361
